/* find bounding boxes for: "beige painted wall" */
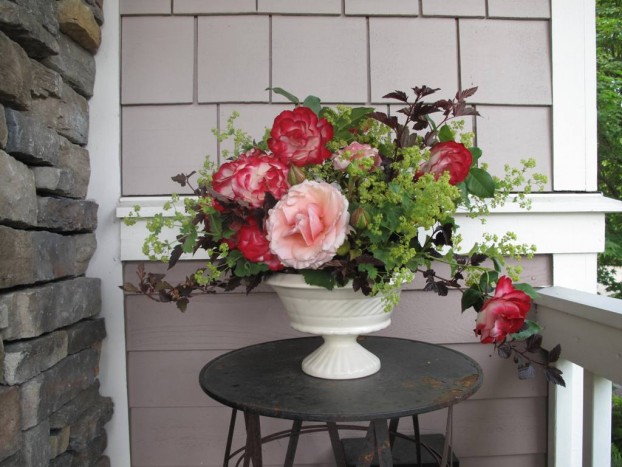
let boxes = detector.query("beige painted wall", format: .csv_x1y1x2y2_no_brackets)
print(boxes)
120,1,554,465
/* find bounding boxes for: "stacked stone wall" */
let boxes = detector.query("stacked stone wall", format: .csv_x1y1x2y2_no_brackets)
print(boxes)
0,1,111,466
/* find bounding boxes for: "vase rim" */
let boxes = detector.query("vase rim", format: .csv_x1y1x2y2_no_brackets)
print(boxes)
265,272,353,290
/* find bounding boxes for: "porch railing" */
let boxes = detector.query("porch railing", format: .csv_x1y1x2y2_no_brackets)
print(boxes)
535,287,622,467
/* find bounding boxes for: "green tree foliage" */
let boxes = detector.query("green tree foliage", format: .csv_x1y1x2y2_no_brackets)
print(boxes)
614,395,622,453
597,0,622,297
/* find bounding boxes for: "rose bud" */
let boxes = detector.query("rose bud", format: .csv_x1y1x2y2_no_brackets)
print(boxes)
287,165,306,186
351,207,371,230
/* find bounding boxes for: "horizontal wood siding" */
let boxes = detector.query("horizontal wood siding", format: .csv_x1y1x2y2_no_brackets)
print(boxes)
124,257,550,466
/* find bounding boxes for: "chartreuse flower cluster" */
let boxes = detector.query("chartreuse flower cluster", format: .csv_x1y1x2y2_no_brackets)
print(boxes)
123,85,564,386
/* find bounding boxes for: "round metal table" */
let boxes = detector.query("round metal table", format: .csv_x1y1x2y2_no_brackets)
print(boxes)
199,336,483,467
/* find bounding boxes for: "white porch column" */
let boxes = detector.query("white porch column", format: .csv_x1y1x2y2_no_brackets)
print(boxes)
87,0,131,464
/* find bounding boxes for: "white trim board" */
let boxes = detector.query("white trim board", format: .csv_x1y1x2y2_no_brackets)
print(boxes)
117,193,622,261
85,0,131,464
551,0,598,191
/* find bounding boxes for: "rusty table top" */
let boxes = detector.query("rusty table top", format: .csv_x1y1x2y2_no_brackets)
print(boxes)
199,337,483,422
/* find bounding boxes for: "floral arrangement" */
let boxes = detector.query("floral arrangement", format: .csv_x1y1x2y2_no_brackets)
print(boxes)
124,85,565,386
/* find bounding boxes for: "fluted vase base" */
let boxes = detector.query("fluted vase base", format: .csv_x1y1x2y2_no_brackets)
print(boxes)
301,335,381,379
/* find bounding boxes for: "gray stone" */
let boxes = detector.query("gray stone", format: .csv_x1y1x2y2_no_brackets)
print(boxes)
84,0,104,26
0,339,4,382
0,386,21,462
50,381,100,429
0,227,97,289
0,452,24,467
49,426,70,459
29,82,89,146
37,197,98,233
22,420,50,467
20,348,99,429
68,395,113,451
0,226,75,288
0,104,7,148
69,431,106,467
30,58,62,98
0,300,7,329
57,0,101,53
0,277,101,341
0,0,59,58
2,330,69,385
93,456,110,467
49,452,72,467
12,0,59,36
32,167,78,198
5,108,61,166
0,150,37,227
43,33,95,98
66,318,106,355
74,233,97,275
0,30,32,109
57,137,90,198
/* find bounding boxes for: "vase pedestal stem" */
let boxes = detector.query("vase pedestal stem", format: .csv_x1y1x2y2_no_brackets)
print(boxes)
301,334,381,380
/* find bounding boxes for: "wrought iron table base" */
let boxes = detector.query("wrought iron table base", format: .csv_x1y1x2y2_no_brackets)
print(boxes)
199,338,479,467
223,407,455,467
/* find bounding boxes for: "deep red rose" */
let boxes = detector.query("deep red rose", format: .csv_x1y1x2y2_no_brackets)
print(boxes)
474,276,532,344
268,106,334,167
419,141,473,185
212,149,290,208
236,218,283,271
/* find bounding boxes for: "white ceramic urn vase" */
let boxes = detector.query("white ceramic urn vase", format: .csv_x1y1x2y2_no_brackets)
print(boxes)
265,273,396,380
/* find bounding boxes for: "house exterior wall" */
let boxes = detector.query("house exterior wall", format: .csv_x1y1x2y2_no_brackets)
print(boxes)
116,2,565,466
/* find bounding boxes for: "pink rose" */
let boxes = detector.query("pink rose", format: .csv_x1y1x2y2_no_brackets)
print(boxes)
236,218,283,271
332,142,382,171
419,141,473,185
474,276,532,344
212,149,290,208
268,107,334,167
266,180,350,269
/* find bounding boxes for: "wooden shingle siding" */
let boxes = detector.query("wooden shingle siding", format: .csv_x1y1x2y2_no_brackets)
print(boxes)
120,1,554,465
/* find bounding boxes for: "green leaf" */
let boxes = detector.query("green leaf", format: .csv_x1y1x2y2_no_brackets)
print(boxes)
465,168,496,198
302,270,336,290
510,320,543,341
461,287,484,312
469,147,483,164
479,271,498,293
269,87,300,105
456,182,470,206
357,262,379,279
492,257,504,272
513,282,539,299
438,125,455,142
350,106,375,123
302,95,322,116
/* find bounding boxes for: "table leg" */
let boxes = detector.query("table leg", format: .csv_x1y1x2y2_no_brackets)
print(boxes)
440,407,453,467
223,409,237,467
243,411,262,467
388,418,399,448
284,420,302,467
326,422,348,467
373,420,393,467
356,420,394,467
412,415,422,467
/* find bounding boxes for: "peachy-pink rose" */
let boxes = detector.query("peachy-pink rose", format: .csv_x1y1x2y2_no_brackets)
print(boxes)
266,180,350,269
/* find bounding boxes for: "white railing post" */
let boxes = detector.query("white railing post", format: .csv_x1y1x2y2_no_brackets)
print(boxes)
583,372,613,467
548,360,584,467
